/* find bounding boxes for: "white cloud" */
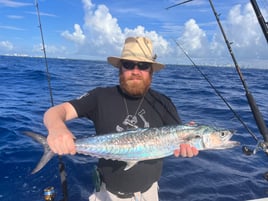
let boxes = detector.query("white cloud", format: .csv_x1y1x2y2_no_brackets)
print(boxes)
178,19,209,56
0,25,24,31
32,43,67,56
176,2,268,67
0,41,13,51
0,0,32,7
61,0,170,61
59,0,267,68
7,15,23,19
61,24,86,45
226,3,268,59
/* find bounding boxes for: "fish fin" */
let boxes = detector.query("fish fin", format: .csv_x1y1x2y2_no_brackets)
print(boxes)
124,161,138,171
24,131,55,174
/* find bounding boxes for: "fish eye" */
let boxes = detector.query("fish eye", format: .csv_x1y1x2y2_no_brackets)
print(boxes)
220,131,227,138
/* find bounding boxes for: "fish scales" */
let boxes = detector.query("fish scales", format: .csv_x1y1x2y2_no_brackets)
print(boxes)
24,124,239,173
75,126,198,161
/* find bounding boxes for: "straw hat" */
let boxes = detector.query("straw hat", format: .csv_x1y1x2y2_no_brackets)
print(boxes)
107,37,165,72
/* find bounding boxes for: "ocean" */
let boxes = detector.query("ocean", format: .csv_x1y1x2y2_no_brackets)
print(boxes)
0,55,268,201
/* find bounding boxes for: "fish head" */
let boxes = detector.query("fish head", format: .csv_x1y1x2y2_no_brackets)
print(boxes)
202,128,240,150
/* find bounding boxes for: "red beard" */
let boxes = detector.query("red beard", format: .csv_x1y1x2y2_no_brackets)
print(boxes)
120,74,151,96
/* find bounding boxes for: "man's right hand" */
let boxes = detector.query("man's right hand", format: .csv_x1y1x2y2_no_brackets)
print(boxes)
44,102,78,156
47,128,76,155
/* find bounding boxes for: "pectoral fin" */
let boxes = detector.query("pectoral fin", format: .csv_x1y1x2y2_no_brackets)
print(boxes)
124,161,138,171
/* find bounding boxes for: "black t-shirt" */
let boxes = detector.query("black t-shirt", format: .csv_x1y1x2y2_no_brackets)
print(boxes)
69,85,181,193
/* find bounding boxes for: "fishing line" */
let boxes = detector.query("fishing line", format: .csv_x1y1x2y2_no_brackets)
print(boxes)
35,1,68,200
173,39,258,142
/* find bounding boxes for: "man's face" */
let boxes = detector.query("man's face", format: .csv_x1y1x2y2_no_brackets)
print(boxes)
119,60,152,96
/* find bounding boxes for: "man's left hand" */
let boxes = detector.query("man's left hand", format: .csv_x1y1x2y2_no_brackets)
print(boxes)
174,144,199,158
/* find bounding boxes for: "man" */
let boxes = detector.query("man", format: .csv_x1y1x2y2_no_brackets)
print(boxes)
44,36,198,201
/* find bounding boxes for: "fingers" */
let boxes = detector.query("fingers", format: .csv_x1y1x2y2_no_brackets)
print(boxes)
192,146,199,156
47,132,76,155
187,121,196,126
173,149,180,157
174,144,199,158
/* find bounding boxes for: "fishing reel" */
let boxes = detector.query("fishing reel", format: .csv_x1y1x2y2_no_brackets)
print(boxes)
43,186,56,201
242,142,268,181
242,141,268,156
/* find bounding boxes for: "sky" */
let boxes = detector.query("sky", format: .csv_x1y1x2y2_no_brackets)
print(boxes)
0,0,267,68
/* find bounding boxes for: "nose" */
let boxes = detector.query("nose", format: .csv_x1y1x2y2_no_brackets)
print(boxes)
131,65,141,72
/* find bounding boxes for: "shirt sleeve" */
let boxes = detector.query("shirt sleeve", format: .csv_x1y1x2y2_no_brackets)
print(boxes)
68,88,98,120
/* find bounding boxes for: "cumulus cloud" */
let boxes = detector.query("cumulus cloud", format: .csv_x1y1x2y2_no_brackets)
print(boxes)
178,19,209,56
61,24,86,44
226,3,268,59
60,0,267,67
0,41,13,51
61,0,171,61
176,2,268,67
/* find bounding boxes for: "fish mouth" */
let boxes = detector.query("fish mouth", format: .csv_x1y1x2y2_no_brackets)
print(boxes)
226,130,240,148
222,140,240,149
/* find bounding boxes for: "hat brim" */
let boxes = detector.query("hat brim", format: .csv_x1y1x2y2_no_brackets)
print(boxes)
107,56,165,72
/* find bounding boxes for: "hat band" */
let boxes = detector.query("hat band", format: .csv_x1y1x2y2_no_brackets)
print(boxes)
121,53,154,62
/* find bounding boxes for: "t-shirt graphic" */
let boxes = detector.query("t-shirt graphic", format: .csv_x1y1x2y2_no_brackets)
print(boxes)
116,108,149,132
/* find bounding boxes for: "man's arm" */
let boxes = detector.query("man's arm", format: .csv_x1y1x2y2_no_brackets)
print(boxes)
44,102,78,155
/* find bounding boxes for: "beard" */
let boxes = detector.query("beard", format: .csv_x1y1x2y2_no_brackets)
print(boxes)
120,74,152,96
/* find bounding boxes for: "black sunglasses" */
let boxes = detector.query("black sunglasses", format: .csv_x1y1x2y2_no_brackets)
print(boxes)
121,60,152,71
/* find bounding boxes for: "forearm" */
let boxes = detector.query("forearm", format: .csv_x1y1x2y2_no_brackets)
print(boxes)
44,102,77,131
44,104,69,132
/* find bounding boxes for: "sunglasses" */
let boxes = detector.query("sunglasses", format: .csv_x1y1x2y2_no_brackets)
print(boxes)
121,60,152,71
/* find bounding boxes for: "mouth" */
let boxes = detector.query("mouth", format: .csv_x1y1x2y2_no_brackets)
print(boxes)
129,76,142,81
223,140,240,149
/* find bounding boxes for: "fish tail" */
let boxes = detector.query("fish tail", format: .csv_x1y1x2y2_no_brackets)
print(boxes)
24,131,55,174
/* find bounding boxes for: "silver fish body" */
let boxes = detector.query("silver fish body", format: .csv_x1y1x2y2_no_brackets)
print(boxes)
24,124,239,173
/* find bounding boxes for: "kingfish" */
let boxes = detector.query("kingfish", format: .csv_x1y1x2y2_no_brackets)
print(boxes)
24,124,239,174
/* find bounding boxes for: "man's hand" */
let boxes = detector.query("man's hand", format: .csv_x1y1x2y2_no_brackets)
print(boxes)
174,144,199,158
44,102,78,156
47,128,76,155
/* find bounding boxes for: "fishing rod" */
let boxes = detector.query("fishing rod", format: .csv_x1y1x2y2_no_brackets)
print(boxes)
166,0,268,155
208,0,268,154
35,1,68,200
250,0,268,43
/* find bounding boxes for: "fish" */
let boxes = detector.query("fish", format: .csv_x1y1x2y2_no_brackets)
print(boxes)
24,124,239,174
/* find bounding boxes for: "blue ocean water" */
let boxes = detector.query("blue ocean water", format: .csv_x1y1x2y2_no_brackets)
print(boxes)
0,55,268,201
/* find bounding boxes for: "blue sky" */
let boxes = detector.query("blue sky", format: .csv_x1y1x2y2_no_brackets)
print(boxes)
0,0,267,68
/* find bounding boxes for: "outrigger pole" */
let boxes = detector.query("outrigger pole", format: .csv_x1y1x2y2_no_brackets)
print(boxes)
250,0,268,43
165,0,194,10
208,0,268,150
35,1,68,200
